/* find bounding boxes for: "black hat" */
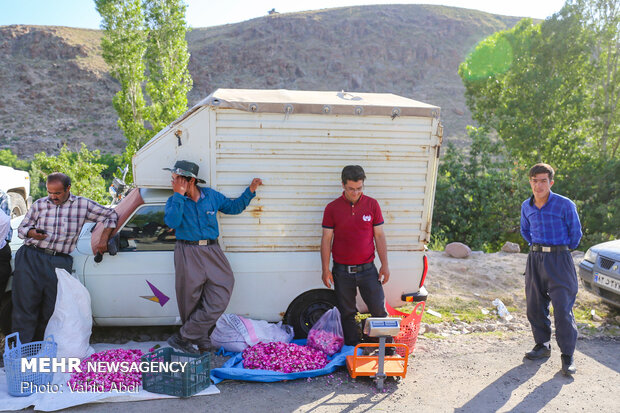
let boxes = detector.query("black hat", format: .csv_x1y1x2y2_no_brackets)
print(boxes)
163,160,206,184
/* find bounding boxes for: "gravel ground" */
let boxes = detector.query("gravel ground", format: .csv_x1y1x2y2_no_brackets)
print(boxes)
2,251,619,412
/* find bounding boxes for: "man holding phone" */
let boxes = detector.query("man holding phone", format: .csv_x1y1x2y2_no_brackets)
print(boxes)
13,172,117,343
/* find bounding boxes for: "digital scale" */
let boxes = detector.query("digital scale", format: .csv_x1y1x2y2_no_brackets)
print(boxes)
346,317,409,390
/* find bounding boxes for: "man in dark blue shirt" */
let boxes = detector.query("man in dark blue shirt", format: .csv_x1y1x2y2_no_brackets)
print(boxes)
163,160,262,354
520,163,582,376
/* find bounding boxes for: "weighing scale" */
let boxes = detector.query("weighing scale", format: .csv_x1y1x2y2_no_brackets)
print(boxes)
346,317,409,390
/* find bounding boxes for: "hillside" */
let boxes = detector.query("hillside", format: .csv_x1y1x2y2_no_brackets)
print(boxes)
0,5,524,158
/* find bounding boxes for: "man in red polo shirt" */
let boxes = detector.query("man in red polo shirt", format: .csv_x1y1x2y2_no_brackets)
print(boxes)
321,165,390,346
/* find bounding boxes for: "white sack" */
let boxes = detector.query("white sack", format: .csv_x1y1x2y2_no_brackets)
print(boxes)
211,314,294,352
210,314,249,352
240,318,294,346
44,268,93,358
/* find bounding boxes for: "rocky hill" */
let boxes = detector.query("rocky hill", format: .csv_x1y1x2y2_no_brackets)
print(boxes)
0,5,523,158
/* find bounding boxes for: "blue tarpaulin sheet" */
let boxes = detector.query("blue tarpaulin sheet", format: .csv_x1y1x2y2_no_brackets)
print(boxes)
210,339,355,383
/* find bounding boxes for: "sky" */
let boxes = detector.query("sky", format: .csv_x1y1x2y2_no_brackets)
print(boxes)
1,0,567,29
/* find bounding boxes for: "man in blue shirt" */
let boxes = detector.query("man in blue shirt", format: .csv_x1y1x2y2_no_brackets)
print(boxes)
163,160,262,354
520,163,582,376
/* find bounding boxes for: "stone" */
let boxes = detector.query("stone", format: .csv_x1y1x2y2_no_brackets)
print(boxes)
501,242,520,253
426,324,440,334
444,242,472,258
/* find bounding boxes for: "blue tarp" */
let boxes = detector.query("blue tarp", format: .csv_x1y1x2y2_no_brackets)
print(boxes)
210,339,355,383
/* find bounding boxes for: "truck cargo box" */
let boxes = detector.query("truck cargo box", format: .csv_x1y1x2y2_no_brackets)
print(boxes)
133,89,442,253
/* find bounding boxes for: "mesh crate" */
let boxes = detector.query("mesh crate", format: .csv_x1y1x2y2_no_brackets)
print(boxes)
141,347,210,398
3,333,57,397
386,301,425,357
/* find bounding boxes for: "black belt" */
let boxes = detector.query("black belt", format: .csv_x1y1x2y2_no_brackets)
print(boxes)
530,244,568,253
28,245,71,258
177,239,218,246
333,262,374,274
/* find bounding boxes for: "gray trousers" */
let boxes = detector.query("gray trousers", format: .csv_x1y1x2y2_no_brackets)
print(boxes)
525,250,579,356
12,245,72,343
174,242,234,348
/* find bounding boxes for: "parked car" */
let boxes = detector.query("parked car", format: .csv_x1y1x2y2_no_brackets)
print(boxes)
579,239,620,308
0,165,31,217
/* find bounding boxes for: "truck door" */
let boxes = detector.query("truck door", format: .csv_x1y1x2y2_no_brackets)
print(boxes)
84,204,179,325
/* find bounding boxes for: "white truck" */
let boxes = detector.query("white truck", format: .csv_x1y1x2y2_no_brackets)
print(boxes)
0,165,31,217
1,89,442,337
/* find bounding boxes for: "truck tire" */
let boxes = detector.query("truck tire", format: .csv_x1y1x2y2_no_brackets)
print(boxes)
0,292,12,335
284,289,337,338
8,192,27,218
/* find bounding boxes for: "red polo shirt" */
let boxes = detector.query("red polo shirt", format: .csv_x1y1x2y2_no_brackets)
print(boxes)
322,193,384,265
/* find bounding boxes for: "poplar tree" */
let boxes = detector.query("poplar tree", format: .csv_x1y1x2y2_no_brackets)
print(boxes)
95,0,148,175
95,0,192,181
144,0,193,133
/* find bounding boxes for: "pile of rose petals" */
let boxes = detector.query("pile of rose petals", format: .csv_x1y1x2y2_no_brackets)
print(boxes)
67,348,143,391
242,342,328,373
306,329,344,356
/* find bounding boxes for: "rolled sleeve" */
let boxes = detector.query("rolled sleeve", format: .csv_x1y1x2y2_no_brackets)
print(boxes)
86,199,118,228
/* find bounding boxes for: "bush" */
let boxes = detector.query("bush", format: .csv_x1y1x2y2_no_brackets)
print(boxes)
432,127,528,251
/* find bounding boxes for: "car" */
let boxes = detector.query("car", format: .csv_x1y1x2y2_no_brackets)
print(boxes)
579,239,620,308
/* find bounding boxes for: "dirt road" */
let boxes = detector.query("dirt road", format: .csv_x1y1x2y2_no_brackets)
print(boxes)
6,251,620,412
45,331,619,413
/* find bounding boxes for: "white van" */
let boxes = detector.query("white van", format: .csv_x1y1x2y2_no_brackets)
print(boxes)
1,89,442,337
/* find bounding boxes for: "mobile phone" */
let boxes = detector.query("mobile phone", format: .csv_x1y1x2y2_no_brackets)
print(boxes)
35,229,46,234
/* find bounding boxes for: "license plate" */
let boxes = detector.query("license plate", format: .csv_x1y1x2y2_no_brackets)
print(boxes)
593,273,620,293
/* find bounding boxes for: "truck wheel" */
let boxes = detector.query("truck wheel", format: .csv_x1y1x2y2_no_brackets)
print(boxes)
284,289,337,338
0,292,12,335
8,192,27,218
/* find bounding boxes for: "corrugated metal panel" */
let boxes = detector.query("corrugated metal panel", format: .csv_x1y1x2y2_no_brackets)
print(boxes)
213,110,435,252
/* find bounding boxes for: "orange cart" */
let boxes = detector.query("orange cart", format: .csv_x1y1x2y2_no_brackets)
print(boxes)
346,318,409,390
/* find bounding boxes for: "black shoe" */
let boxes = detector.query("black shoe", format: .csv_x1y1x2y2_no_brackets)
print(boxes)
167,332,198,354
561,354,576,376
525,343,551,360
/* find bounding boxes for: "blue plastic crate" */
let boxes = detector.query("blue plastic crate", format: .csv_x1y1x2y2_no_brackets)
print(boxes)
3,333,57,397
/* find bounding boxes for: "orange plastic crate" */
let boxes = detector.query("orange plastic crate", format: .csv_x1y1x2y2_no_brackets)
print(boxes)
386,301,425,357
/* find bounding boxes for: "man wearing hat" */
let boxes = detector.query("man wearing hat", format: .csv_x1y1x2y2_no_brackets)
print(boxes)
163,160,262,354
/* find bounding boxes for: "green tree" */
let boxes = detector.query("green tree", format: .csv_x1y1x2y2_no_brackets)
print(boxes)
0,149,30,171
459,14,591,170
432,127,528,251
578,0,619,159
144,0,193,133
96,0,192,181
95,0,148,177
30,144,109,204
